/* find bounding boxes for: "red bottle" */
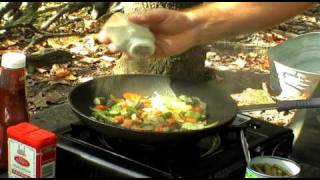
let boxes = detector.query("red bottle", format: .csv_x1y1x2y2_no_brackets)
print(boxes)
0,52,29,171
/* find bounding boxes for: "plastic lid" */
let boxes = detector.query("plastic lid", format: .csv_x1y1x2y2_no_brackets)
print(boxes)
1,52,26,69
128,38,155,58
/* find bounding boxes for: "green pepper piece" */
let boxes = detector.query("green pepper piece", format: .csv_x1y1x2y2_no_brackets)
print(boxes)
179,95,193,104
109,105,122,115
107,99,116,107
94,97,106,105
161,112,172,119
127,106,138,115
190,97,200,105
185,111,202,120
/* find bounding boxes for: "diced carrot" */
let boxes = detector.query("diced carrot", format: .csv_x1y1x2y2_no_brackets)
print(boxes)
119,103,128,109
141,99,152,107
172,112,180,119
95,104,107,111
155,110,163,116
114,115,125,124
154,125,164,132
191,106,203,113
123,92,143,100
122,119,133,128
166,118,176,126
185,117,197,123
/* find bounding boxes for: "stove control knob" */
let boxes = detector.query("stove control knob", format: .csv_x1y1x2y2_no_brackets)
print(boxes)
249,122,261,129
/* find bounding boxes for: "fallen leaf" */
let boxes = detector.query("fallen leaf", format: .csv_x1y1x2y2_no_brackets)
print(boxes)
0,49,21,55
4,39,18,46
70,45,90,56
233,58,246,68
48,79,72,85
261,59,270,70
47,36,81,49
248,52,257,58
205,60,214,67
100,61,114,68
50,64,71,78
64,74,77,81
79,76,93,83
29,92,48,109
215,74,224,81
84,19,96,30
36,68,48,73
216,65,229,71
206,52,217,59
79,57,100,64
100,55,116,62
45,91,65,104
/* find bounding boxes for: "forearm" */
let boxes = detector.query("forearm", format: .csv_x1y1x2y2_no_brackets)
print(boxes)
185,2,315,45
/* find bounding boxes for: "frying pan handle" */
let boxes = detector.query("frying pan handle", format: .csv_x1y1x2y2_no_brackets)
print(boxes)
278,98,320,111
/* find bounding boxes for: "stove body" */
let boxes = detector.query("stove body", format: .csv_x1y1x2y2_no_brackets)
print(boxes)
55,114,294,178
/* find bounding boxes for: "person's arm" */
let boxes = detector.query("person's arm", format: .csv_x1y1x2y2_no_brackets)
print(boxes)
100,2,315,57
184,2,315,45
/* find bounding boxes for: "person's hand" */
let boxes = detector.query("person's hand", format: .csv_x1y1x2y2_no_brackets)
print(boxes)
98,8,198,58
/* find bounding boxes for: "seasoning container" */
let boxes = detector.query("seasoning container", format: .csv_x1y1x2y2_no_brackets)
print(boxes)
0,52,29,171
245,156,301,178
103,12,155,58
7,122,56,178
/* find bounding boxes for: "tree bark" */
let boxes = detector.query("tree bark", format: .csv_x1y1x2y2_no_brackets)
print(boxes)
112,2,211,81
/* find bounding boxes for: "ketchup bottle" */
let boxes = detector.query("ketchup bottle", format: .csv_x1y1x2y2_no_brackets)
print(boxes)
0,52,29,171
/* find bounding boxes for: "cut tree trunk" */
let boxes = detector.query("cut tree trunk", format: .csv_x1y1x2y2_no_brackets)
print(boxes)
112,2,211,81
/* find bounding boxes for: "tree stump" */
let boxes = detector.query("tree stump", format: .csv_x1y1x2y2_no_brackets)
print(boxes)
112,2,211,81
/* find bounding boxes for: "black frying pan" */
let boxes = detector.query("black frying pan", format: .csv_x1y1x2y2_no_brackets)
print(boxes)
69,74,320,144
69,74,238,143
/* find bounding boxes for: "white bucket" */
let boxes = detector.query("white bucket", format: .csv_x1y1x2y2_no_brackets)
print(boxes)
268,32,320,98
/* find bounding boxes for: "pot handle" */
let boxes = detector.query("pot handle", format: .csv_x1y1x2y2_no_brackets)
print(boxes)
278,98,320,111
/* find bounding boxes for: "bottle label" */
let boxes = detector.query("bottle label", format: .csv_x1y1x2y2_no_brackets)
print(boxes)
8,138,36,178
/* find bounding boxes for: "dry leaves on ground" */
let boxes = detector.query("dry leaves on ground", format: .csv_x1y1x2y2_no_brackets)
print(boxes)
230,84,301,127
29,91,65,112
206,51,270,73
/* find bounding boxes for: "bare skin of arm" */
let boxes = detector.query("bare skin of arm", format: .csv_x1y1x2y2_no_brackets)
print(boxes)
99,2,315,57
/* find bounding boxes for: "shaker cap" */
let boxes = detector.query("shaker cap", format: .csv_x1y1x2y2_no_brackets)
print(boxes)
1,52,26,69
128,37,155,58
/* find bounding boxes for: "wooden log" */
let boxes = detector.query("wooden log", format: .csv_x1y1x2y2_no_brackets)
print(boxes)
26,48,72,73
